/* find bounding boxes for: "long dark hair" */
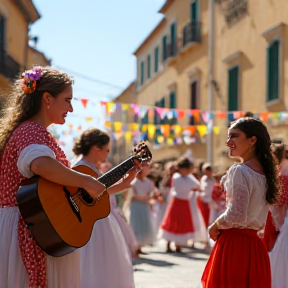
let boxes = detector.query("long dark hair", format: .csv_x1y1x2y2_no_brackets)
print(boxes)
0,67,73,154
73,128,110,156
231,117,277,204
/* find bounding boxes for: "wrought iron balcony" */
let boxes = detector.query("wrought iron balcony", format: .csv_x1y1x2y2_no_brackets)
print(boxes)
0,48,21,81
183,21,201,47
163,41,178,62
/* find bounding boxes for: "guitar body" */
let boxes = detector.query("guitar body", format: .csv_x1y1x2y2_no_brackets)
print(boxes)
17,165,110,257
17,141,152,257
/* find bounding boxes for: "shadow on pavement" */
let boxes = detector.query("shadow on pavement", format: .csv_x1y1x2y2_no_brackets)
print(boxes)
133,257,176,268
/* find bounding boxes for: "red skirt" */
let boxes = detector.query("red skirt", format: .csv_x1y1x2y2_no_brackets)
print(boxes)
197,198,210,228
201,228,271,288
161,197,194,234
262,210,279,252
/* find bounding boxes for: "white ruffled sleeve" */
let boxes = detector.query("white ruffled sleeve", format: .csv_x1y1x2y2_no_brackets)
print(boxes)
17,144,56,178
216,165,250,229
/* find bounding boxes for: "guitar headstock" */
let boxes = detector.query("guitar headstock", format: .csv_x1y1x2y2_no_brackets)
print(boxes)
132,141,152,163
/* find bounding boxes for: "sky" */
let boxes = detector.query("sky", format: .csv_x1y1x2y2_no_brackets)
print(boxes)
30,0,166,101
29,0,166,158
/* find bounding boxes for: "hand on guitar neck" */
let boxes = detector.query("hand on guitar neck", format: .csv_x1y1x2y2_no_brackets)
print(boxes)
86,159,142,198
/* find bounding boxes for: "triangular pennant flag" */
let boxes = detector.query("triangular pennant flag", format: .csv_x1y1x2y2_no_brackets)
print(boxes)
233,111,244,119
85,117,93,123
161,124,170,137
213,126,220,135
80,99,89,108
114,122,122,133
105,121,111,128
124,131,132,144
147,124,156,139
183,126,196,136
197,125,207,138
172,125,182,136
215,111,227,119
177,109,185,119
259,112,270,123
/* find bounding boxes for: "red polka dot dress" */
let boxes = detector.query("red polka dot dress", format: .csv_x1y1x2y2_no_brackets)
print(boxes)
0,121,80,288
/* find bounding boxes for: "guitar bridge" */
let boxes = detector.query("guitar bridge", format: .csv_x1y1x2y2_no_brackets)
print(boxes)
63,186,82,223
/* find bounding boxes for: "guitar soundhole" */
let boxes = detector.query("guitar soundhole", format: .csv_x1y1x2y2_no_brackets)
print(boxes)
78,188,96,206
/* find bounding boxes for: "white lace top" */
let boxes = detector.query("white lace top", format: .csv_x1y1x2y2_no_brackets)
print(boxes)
217,163,268,231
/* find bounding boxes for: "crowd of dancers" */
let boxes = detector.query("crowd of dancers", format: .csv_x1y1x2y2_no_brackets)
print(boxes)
1,66,288,288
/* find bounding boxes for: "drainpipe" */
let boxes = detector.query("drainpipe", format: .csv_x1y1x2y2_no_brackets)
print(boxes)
207,0,215,165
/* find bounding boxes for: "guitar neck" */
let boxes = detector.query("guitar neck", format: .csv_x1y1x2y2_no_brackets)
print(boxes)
97,156,135,188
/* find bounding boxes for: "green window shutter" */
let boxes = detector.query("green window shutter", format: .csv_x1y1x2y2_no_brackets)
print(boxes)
169,91,176,108
191,0,198,21
267,40,279,101
140,61,144,85
159,97,165,107
169,91,177,125
228,66,239,111
162,35,167,61
171,22,177,44
147,55,151,79
154,47,159,73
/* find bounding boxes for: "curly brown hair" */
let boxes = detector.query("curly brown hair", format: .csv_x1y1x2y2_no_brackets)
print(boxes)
73,128,110,156
0,67,73,155
230,117,278,204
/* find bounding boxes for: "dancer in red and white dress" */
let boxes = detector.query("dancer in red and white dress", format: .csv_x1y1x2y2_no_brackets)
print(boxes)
201,117,277,288
0,67,107,288
160,157,200,253
268,144,288,288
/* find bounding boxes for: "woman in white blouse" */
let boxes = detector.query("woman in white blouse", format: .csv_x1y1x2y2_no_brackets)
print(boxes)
201,117,278,288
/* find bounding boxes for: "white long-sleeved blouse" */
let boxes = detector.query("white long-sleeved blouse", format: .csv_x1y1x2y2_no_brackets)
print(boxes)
217,163,269,230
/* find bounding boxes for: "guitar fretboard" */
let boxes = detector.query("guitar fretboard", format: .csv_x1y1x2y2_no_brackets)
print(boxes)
97,156,135,188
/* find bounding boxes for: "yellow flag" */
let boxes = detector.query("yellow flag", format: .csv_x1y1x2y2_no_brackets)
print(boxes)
124,131,132,144
114,122,122,133
197,125,207,138
147,124,156,139
213,127,220,135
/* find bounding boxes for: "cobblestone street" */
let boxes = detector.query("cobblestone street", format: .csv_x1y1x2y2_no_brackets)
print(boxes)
133,242,209,288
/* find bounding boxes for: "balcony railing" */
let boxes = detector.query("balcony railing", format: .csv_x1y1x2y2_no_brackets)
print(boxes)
0,48,20,81
163,41,178,62
183,21,201,47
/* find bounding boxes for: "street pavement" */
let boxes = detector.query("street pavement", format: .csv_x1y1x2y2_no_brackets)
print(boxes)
133,241,210,288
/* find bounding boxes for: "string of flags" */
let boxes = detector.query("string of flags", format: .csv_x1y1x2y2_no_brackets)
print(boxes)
58,98,288,147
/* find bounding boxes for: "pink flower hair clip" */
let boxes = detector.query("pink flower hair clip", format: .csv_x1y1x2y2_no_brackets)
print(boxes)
21,66,44,94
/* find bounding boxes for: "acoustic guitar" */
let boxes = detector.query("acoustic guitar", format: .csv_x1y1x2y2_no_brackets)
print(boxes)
16,142,152,257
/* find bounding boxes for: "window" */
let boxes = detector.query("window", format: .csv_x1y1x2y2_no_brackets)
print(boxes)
140,61,144,85
154,47,159,73
162,35,167,62
189,80,198,125
170,22,177,56
191,0,198,21
147,55,151,79
267,40,279,101
169,91,177,125
228,66,239,111
169,91,176,109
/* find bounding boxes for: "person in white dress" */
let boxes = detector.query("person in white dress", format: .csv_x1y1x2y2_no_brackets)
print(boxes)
269,143,288,288
129,164,156,254
72,128,139,288
201,117,277,288
0,66,107,288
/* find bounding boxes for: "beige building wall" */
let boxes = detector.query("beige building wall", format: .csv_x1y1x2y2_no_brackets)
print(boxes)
133,0,288,171
27,47,51,69
213,0,288,169
0,0,40,94
134,0,209,167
